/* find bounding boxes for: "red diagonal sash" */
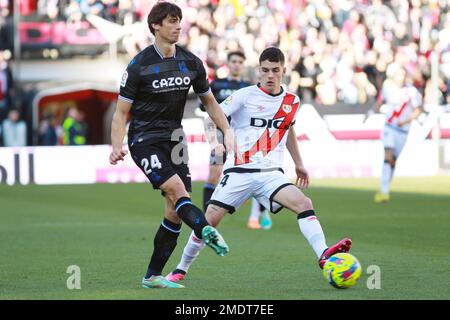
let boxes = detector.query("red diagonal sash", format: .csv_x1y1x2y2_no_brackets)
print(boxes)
235,93,299,165
387,96,411,124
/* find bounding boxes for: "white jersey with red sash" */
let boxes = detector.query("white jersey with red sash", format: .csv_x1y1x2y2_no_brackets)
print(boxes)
220,84,301,171
381,83,422,132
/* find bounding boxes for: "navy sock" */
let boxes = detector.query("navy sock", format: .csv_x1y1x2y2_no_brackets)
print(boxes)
203,183,216,212
297,209,316,219
175,197,209,239
145,218,181,278
259,203,266,212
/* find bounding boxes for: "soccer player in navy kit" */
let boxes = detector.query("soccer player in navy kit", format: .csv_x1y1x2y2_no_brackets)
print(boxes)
109,2,236,289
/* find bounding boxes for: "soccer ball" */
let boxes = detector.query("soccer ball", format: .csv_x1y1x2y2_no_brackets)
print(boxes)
323,253,362,289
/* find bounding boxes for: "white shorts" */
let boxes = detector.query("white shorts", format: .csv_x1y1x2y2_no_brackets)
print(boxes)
382,124,408,158
209,168,294,214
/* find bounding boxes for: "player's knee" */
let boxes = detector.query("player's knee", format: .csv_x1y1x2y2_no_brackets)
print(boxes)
297,196,313,213
205,206,223,227
207,173,221,185
384,156,396,167
165,209,182,224
205,212,220,227
207,166,222,185
384,150,395,165
164,183,189,205
391,157,397,167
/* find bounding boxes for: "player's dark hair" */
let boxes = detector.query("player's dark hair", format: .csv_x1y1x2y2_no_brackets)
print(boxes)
227,51,246,61
259,47,285,66
147,2,183,35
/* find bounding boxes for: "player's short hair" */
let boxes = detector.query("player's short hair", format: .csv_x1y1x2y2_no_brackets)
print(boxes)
227,51,246,61
147,2,183,35
259,47,285,66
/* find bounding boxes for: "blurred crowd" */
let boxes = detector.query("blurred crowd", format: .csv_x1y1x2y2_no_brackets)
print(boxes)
172,0,450,108
0,105,89,147
13,0,450,108
1,0,450,146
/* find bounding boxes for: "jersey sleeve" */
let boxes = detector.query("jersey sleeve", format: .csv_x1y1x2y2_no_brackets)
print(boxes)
118,61,140,104
291,95,301,126
198,80,216,111
192,58,210,96
220,89,244,117
410,87,422,109
210,80,220,100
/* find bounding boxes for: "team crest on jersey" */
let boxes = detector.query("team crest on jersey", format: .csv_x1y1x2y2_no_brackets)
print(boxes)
224,96,232,105
282,104,292,113
120,71,128,87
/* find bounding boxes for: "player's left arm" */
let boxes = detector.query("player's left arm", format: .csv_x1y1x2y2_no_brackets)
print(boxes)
398,90,424,127
193,59,239,159
398,107,423,127
200,92,231,140
286,126,310,189
363,82,386,123
200,93,242,161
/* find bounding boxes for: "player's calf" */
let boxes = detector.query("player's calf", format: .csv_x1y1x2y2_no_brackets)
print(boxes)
175,197,209,239
168,231,205,279
276,185,314,214
203,183,216,212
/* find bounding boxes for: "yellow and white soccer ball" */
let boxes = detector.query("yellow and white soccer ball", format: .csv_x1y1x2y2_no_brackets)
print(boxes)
323,253,362,289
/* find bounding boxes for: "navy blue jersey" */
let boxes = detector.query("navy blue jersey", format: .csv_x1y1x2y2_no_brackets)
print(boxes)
199,78,251,111
119,44,210,145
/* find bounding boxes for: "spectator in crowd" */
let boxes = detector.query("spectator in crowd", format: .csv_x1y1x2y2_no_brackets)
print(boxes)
0,0,13,50
2,109,27,146
38,111,61,145
37,0,60,20
79,0,104,17
290,55,318,103
15,0,450,110
0,49,12,116
62,107,87,145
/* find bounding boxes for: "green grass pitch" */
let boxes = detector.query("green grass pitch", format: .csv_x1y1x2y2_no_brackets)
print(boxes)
1,177,449,300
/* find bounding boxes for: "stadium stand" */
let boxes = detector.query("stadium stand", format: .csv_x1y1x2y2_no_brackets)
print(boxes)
1,0,449,146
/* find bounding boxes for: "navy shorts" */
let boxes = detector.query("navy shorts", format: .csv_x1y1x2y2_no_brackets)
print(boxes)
130,141,192,193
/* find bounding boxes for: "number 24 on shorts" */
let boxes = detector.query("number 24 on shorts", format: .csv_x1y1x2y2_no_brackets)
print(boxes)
140,155,162,174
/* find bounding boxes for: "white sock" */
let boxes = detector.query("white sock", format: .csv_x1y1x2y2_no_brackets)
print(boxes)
249,198,262,220
381,162,393,194
176,231,205,273
298,212,328,258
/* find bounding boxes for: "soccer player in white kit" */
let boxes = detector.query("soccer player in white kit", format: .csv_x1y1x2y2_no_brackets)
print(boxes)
166,47,352,283
374,65,423,203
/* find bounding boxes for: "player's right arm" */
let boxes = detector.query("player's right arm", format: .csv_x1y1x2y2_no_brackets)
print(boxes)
204,116,222,150
364,80,387,123
200,92,240,160
397,88,424,127
286,125,310,189
202,90,244,160
110,60,140,165
109,99,131,165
